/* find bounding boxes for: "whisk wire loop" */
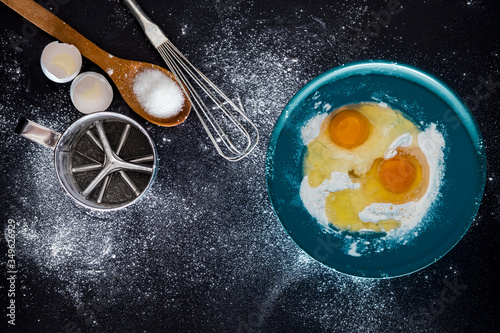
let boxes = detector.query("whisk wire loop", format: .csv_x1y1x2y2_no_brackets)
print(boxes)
157,41,258,161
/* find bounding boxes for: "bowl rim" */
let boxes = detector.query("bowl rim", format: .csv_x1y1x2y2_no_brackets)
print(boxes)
265,60,487,278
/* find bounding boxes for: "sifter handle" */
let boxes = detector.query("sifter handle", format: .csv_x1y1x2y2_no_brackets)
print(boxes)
15,117,61,150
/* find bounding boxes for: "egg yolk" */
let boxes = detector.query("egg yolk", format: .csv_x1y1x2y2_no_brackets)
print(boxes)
324,150,427,233
378,156,417,193
329,110,370,148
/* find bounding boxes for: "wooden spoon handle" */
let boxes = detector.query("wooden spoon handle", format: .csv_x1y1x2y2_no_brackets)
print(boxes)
1,0,113,70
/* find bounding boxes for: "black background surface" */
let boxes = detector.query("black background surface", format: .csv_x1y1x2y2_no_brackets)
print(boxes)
1,0,500,332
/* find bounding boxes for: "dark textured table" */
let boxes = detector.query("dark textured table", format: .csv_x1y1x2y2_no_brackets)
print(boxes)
1,0,499,332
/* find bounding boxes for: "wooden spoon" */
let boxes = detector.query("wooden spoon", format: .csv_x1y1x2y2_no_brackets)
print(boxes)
1,0,191,127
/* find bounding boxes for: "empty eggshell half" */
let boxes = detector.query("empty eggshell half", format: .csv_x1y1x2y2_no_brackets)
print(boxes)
40,41,82,83
70,72,114,114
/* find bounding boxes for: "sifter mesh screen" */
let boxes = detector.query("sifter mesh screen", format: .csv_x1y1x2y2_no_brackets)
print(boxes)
69,120,155,208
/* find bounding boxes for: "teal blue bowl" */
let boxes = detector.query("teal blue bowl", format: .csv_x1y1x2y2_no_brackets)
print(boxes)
266,61,486,278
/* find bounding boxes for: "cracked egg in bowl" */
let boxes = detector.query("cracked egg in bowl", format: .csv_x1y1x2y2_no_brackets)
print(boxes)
300,102,445,234
265,61,486,278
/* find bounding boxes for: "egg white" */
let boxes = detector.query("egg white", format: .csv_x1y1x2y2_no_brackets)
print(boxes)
300,109,446,234
359,124,445,233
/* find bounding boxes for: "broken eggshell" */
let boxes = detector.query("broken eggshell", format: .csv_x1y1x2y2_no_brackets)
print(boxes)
40,41,82,83
70,72,114,114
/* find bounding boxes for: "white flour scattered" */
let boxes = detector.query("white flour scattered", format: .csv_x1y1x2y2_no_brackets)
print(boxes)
347,242,362,257
300,112,328,145
0,0,472,330
384,133,413,159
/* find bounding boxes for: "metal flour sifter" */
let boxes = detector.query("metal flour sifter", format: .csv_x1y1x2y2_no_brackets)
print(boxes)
16,112,157,211
123,0,259,162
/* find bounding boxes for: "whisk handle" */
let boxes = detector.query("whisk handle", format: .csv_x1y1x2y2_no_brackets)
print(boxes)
122,0,168,48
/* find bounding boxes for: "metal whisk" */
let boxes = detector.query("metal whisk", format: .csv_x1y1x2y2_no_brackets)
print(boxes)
123,0,259,162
